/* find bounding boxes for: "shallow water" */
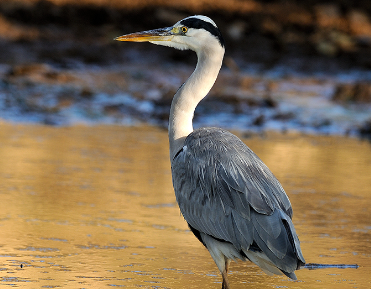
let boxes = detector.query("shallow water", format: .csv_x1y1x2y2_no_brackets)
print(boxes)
0,123,370,288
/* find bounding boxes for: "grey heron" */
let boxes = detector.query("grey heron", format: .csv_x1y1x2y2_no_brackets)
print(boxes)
115,15,305,288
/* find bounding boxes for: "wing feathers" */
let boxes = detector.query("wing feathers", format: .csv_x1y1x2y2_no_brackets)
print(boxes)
171,127,305,276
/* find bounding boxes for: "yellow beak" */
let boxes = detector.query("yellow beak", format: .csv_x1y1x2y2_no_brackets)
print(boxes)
114,27,174,42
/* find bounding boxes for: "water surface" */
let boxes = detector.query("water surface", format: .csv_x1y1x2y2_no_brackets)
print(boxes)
0,123,370,288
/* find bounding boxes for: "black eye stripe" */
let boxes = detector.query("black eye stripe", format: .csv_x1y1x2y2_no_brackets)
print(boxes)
180,17,224,47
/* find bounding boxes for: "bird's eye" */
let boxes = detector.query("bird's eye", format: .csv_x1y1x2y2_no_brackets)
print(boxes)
181,26,188,33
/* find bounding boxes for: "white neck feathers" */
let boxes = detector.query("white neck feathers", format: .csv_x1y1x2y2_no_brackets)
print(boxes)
169,44,225,159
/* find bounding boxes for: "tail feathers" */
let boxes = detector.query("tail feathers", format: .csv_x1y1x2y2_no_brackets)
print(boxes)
282,271,297,280
243,249,285,277
280,211,306,268
251,209,305,274
242,249,298,280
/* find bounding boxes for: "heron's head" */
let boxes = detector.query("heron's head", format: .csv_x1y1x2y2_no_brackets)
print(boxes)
115,15,224,53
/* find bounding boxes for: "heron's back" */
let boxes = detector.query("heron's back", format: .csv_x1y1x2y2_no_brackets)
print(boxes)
171,127,305,276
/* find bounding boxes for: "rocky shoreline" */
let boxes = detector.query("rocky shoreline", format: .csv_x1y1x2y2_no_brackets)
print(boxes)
0,1,370,139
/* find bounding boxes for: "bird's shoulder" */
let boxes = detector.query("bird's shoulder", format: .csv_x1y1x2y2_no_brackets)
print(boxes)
172,127,292,217
174,127,247,162
185,127,242,152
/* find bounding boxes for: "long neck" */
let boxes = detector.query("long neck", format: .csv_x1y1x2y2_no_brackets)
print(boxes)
168,45,224,160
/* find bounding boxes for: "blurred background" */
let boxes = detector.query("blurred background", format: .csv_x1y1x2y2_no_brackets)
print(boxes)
0,0,370,138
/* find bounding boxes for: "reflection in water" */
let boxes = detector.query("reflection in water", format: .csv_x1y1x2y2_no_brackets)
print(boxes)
0,123,370,288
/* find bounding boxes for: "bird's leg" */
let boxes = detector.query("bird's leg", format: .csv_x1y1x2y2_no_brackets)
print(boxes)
221,259,231,289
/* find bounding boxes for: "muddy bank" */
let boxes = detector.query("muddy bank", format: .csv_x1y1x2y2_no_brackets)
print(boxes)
2,0,371,69
0,0,370,139
2,61,370,139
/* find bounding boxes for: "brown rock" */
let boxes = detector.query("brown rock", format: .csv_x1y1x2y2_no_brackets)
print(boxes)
315,4,346,30
348,10,371,37
332,82,371,103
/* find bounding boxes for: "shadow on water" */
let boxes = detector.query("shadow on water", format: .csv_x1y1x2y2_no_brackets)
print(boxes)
0,123,370,288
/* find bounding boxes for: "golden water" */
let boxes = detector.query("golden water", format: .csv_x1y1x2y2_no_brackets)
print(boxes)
0,123,370,288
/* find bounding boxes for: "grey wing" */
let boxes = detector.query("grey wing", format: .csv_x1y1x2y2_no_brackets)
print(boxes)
171,127,305,273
